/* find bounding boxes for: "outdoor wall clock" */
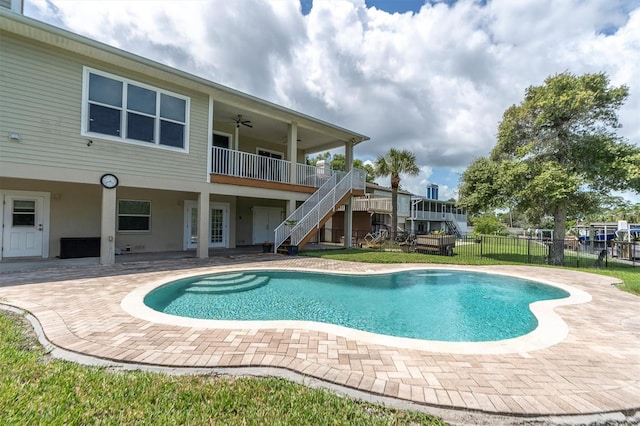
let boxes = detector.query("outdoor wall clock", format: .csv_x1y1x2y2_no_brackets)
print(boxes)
100,173,119,189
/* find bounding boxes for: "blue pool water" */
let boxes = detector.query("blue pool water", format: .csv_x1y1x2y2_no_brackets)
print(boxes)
144,270,569,342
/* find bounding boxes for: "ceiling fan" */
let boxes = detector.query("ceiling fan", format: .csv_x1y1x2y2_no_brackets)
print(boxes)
232,114,253,128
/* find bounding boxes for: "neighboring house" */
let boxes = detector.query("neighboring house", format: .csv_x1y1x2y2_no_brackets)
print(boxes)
0,2,368,264
330,183,468,242
330,183,411,241
409,196,467,237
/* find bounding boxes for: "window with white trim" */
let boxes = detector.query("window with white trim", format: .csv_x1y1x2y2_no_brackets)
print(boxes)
82,67,189,151
117,200,151,232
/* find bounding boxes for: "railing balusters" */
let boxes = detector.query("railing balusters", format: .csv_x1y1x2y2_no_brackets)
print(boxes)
211,146,335,189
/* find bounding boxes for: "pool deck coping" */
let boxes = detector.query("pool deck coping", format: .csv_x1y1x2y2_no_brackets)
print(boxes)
1,255,639,424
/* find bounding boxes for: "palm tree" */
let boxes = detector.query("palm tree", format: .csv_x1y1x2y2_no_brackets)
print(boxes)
373,149,420,240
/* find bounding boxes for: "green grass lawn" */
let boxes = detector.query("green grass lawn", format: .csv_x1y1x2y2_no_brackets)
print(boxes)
300,247,640,296
0,312,445,425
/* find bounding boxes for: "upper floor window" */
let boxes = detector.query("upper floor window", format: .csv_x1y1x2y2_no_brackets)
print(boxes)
82,67,189,151
398,195,409,213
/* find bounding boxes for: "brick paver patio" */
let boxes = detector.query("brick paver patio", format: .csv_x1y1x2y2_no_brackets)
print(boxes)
1,255,639,418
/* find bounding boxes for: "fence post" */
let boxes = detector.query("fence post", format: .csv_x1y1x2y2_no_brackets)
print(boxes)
527,237,531,264
480,236,483,258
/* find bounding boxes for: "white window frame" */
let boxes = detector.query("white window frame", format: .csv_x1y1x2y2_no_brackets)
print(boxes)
213,131,232,148
398,194,410,214
117,199,152,233
81,67,190,152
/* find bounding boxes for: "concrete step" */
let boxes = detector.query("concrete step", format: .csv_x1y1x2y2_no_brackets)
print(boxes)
190,273,257,287
184,276,269,294
277,245,290,255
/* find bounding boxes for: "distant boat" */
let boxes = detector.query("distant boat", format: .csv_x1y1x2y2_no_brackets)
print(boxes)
573,224,616,242
615,228,640,241
577,233,616,242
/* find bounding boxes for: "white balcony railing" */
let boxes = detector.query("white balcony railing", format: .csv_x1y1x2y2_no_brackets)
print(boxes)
295,163,333,187
211,146,290,183
212,146,337,188
338,196,393,213
411,211,466,223
340,197,466,222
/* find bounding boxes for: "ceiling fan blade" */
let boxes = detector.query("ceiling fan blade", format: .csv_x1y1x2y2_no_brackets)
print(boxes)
242,122,253,128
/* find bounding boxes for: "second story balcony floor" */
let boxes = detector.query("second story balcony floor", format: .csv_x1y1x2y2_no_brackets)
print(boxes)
210,146,337,192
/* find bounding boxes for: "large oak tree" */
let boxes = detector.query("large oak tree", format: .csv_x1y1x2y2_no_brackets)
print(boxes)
458,72,638,265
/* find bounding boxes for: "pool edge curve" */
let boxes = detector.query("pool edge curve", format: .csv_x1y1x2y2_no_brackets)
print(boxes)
120,265,592,355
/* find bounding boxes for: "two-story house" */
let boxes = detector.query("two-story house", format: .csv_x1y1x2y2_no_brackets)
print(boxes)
0,2,368,264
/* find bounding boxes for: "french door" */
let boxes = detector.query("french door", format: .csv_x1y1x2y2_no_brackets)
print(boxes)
184,201,229,249
209,204,227,247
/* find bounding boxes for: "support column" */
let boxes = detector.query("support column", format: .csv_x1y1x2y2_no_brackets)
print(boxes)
288,122,298,184
344,138,354,172
197,191,209,259
286,198,297,217
343,138,355,248
100,187,117,265
343,200,353,248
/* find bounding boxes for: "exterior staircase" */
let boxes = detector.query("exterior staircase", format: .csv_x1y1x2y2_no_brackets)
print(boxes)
274,168,366,254
445,220,462,238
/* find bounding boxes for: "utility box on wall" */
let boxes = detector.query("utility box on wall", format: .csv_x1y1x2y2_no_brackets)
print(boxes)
59,237,100,259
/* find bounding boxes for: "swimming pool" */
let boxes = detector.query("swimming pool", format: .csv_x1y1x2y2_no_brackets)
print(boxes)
143,269,569,342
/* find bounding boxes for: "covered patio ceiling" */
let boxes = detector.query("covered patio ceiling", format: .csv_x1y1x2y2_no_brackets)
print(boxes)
212,100,369,154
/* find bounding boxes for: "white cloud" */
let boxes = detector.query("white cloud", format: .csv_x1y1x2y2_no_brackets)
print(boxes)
25,0,640,199
373,165,434,197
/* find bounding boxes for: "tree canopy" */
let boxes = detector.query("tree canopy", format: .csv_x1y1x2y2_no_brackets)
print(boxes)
306,152,376,183
472,213,507,236
458,72,638,265
373,148,420,240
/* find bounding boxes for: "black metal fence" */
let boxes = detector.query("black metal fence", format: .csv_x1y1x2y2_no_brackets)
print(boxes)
454,236,638,268
366,234,638,268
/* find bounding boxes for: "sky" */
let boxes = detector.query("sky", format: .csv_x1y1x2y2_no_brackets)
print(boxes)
23,0,640,202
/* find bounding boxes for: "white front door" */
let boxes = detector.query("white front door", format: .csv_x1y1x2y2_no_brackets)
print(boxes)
1,193,48,258
252,206,283,244
183,201,229,249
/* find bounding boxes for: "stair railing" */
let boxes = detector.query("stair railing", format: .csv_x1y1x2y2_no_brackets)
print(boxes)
274,168,365,251
445,220,462,238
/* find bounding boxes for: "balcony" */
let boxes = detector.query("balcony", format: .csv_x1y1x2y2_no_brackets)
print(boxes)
339,196,466,223
411,210,466,223
210,146,333,191
337,196,393,213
